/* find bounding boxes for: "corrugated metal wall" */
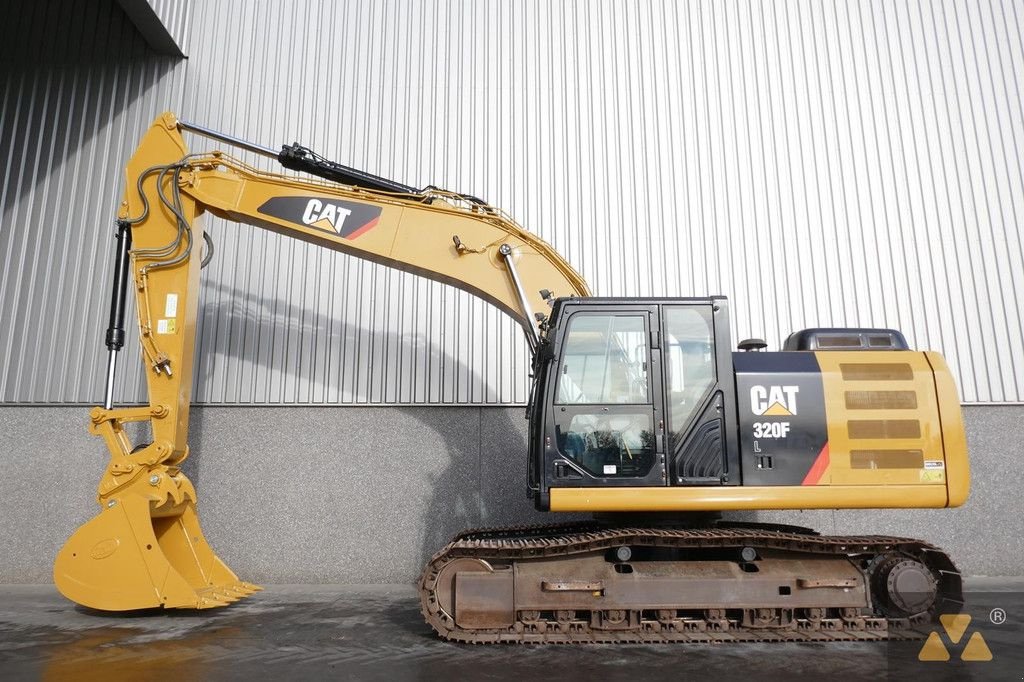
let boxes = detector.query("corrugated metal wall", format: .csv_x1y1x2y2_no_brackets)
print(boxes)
145,0,190,54
2,0,1022,405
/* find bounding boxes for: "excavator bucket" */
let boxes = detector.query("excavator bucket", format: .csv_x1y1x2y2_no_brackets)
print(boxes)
54,477,260,611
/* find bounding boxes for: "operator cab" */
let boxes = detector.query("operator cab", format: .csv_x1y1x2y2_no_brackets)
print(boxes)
529,297,740,510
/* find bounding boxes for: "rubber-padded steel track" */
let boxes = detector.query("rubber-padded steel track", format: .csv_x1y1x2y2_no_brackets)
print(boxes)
419,521,962,644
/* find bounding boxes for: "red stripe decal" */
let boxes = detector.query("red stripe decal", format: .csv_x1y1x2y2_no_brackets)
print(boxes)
801,443,830,486
345,216,380,240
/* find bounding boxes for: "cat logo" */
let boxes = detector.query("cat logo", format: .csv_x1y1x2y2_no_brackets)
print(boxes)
301,199,351,234
750,385,799,416
918,614,993,662
256,196,382,240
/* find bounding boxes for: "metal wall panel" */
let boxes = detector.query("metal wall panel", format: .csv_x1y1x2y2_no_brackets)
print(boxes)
1,0,1022,405
0,0,188,405
146,0,190,54
114,0,191,56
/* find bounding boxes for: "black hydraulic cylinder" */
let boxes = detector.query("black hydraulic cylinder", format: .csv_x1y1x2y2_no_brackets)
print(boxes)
278,144,419,195
104,221,133,352
180,117,488,206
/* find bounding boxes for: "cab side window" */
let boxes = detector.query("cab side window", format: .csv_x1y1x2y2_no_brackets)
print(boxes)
663,306,716,450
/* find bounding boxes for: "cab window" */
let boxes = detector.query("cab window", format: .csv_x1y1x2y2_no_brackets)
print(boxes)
556,315,648,404
559,413,656,478
663,306,715,449
554,313,655,478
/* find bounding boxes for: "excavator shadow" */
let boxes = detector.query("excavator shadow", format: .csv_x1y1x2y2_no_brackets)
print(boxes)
182,281,563,588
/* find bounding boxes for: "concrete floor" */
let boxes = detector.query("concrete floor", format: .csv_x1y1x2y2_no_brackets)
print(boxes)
1,582,1021,681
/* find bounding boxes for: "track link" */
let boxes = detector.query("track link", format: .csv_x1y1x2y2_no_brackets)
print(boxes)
419,521,962,644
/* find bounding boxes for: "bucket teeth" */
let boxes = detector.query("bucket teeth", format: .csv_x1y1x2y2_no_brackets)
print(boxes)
195,589,235,607
185,582,263,608
196,597,232,609
219,581,261,598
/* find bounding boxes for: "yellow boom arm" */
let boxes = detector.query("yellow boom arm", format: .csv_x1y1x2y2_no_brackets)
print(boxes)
54,113,589,610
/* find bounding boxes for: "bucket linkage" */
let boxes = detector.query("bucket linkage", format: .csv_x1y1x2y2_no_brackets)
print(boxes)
54,406,259,610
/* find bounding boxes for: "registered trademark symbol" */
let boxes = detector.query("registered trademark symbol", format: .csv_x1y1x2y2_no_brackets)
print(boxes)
990,607,1006,624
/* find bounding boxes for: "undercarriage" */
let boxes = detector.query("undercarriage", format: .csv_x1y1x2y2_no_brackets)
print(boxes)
419,520,962,643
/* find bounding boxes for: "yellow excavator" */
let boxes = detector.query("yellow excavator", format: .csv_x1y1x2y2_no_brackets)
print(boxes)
55,113,969,643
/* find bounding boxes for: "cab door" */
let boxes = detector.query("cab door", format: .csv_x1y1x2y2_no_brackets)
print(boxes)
547,306,666,486
660,303,737,485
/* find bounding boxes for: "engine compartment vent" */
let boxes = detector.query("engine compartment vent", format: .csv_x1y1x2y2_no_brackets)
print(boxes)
783,328,909,351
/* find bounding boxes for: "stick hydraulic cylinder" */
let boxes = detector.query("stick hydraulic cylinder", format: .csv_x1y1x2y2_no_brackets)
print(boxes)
102,221,132,409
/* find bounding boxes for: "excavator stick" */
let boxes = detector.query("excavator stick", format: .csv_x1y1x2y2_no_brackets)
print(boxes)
53,114,259,610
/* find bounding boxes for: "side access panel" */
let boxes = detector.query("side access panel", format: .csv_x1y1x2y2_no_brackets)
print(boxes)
733,352,829,486
734,350,960,499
